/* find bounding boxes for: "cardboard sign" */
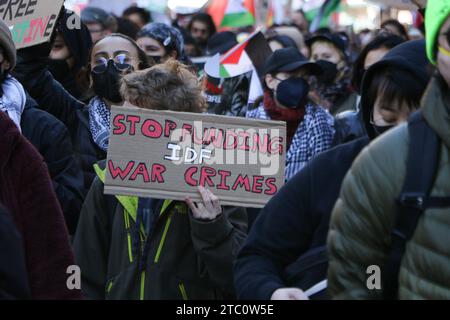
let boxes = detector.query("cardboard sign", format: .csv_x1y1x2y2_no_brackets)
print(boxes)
105,104,286,208
2,0,64,49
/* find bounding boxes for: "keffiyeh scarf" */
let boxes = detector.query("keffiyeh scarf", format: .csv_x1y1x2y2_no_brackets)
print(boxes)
88,96,111,152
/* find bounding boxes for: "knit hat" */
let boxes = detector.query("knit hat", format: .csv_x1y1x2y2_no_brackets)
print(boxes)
138,23,185,59
425,0,450,64
0,20,16,70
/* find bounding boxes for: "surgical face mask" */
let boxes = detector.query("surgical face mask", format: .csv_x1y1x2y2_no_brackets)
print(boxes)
91,59,131,103
275,77,310,108
49,59,71,82
315,60,339,85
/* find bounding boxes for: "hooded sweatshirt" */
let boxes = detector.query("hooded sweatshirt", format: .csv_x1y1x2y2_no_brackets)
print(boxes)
49,11,93,100
360,40,431,139
333,40,431,145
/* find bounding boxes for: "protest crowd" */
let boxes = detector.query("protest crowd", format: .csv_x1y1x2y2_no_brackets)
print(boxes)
1,0,450,301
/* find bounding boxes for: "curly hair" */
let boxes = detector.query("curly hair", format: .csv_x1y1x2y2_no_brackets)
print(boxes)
120,59,206,113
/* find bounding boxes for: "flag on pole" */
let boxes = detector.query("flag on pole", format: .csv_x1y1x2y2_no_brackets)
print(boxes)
208,0,256,29
204,31,272,105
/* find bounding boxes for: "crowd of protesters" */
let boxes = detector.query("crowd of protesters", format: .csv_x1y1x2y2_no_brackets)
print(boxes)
0,0,449,300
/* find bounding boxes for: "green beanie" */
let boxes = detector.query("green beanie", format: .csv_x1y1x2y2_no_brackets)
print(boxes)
426,0,450,64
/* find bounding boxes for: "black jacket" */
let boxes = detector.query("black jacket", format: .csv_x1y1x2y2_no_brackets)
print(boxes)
234,137,369,299
0,205,30,299
21,96,85,234
332,109,366,146
14,44,107,191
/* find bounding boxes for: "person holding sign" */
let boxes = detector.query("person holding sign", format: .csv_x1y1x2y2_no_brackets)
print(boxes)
14,15,151,191
73,60,247,300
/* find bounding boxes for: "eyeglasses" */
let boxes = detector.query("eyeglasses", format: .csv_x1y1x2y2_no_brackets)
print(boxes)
92,54,132,73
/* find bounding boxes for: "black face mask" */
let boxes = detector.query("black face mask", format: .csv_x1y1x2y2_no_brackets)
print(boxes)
149,55,163,64
315,60,339,85
49,59,71,82
275,77,310,108
91,60,130,103
373,124,395,136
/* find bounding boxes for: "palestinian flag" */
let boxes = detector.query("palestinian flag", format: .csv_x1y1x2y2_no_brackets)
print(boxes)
205,31,271,78
207,0,256,29
204,31,272,104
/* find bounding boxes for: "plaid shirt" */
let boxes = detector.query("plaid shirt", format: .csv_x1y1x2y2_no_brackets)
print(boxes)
246,104,335,180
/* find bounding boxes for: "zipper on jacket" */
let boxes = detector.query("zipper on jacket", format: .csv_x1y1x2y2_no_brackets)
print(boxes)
178,282,188,301
140,271,146,300
105,279,114,295
154,212,174,264
123,210,134,263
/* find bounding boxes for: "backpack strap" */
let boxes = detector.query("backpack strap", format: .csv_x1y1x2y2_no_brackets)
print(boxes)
383,111,450,299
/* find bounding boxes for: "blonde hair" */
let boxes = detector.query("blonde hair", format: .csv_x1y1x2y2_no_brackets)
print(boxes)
120,59,206,113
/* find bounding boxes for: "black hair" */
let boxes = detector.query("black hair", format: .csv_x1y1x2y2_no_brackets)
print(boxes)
187,13,217,37
365,66,424,116
123,6,151,25
381,19,409,40
116,17,140,40
352,33,405,93
90,33,151,71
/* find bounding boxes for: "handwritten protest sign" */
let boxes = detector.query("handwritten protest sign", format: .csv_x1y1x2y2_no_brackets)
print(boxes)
105,104,286,208
2,0,64,49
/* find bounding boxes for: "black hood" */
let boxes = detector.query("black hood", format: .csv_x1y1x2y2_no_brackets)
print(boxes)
360,39,431,140
58,11,93,73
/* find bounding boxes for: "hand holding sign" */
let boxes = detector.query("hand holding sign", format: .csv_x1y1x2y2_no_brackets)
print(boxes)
186,186,223,221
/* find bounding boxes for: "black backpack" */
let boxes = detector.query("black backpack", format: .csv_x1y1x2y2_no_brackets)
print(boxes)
383,111,450,299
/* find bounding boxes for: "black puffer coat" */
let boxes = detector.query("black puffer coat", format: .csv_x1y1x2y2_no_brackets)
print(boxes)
21,95,85,234
14,44,106,191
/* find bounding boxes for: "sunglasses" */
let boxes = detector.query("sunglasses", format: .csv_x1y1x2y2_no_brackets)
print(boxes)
92,54,132,74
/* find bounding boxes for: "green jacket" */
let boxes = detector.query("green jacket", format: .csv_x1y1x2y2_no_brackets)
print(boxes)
73,162,248,300
327,76,450,299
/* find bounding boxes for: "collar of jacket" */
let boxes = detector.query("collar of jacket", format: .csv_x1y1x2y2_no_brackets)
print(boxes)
422,76,450,149
93,162,174,224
